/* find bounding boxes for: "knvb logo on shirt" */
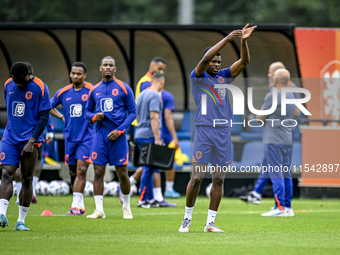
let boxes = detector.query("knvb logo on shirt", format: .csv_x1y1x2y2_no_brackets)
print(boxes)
218,88,226,100
25,91,32,100
70,104,82,117
82,94,88,101
100,98,113,112
112,89,119,96
12,101,25,117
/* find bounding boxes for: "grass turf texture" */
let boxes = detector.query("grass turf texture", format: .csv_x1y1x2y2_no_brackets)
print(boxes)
1,196,340,255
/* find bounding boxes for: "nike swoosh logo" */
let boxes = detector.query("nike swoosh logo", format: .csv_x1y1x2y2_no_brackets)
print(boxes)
9,92,14,94
4,203,8,206
66,97,72,101
96,93,101,96
83,156,89,158
119,159,125,162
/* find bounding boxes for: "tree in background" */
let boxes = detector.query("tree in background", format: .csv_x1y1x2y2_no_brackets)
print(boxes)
0,0,339,27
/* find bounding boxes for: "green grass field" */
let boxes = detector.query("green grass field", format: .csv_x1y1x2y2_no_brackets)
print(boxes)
1,195,340,255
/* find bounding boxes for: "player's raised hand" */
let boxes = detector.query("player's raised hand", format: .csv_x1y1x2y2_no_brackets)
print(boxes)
96,112,105,121
226,29,243,41
242,23,257,40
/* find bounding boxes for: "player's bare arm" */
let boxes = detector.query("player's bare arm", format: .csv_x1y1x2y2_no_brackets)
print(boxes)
230,24,257,78
195,29,243,77
256,113,267,125
164,109,179,149
50,108,65,122
150,111,162,145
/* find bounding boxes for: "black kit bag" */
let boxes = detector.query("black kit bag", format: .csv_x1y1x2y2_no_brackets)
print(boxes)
138,143,175,170
128,140,140,167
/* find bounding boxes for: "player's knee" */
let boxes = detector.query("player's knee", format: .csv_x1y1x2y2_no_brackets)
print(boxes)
94,168,104,180
191,177,203,187
77,165,87,178
116,168,128,179
2,168,14,180
213,178,224,187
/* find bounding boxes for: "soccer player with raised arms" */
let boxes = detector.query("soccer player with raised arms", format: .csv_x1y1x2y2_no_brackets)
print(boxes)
179,24,256,233
0,62,52,230
50,62,93,216
85,56,136,219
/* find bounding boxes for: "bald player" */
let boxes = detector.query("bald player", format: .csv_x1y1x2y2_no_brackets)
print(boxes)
239,61,300,214
256,69,296,217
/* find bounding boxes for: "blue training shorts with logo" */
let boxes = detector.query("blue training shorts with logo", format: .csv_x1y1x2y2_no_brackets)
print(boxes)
0,139,41,167
90,125,129,166
192,125,232,166
64,136,92,165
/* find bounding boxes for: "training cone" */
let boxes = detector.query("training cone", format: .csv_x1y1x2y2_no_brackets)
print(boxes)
41,209,54,216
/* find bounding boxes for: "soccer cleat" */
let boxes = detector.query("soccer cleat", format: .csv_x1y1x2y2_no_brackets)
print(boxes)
31,196,37,204
122,206,133,219
0,214,9,228
261,208,288,217
149,201,160,208
14,221,30,231
86,210,106,219
164,190,180,198
204,222,224,233
16,200,19,205
117,185,123,204
79,209,86,215
178,218,191,233
66,207,81,215
285,207,295,217
158,200,177,207
239,192,261,205
137,201,150,208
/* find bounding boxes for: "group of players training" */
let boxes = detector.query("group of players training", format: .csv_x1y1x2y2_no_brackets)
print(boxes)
0,23,296,233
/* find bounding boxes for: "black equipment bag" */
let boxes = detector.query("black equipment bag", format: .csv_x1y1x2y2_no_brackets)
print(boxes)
128,140,140,167
138,143,175,170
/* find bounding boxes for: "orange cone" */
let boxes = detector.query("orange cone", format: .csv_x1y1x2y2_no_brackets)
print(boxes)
41,209,54,216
